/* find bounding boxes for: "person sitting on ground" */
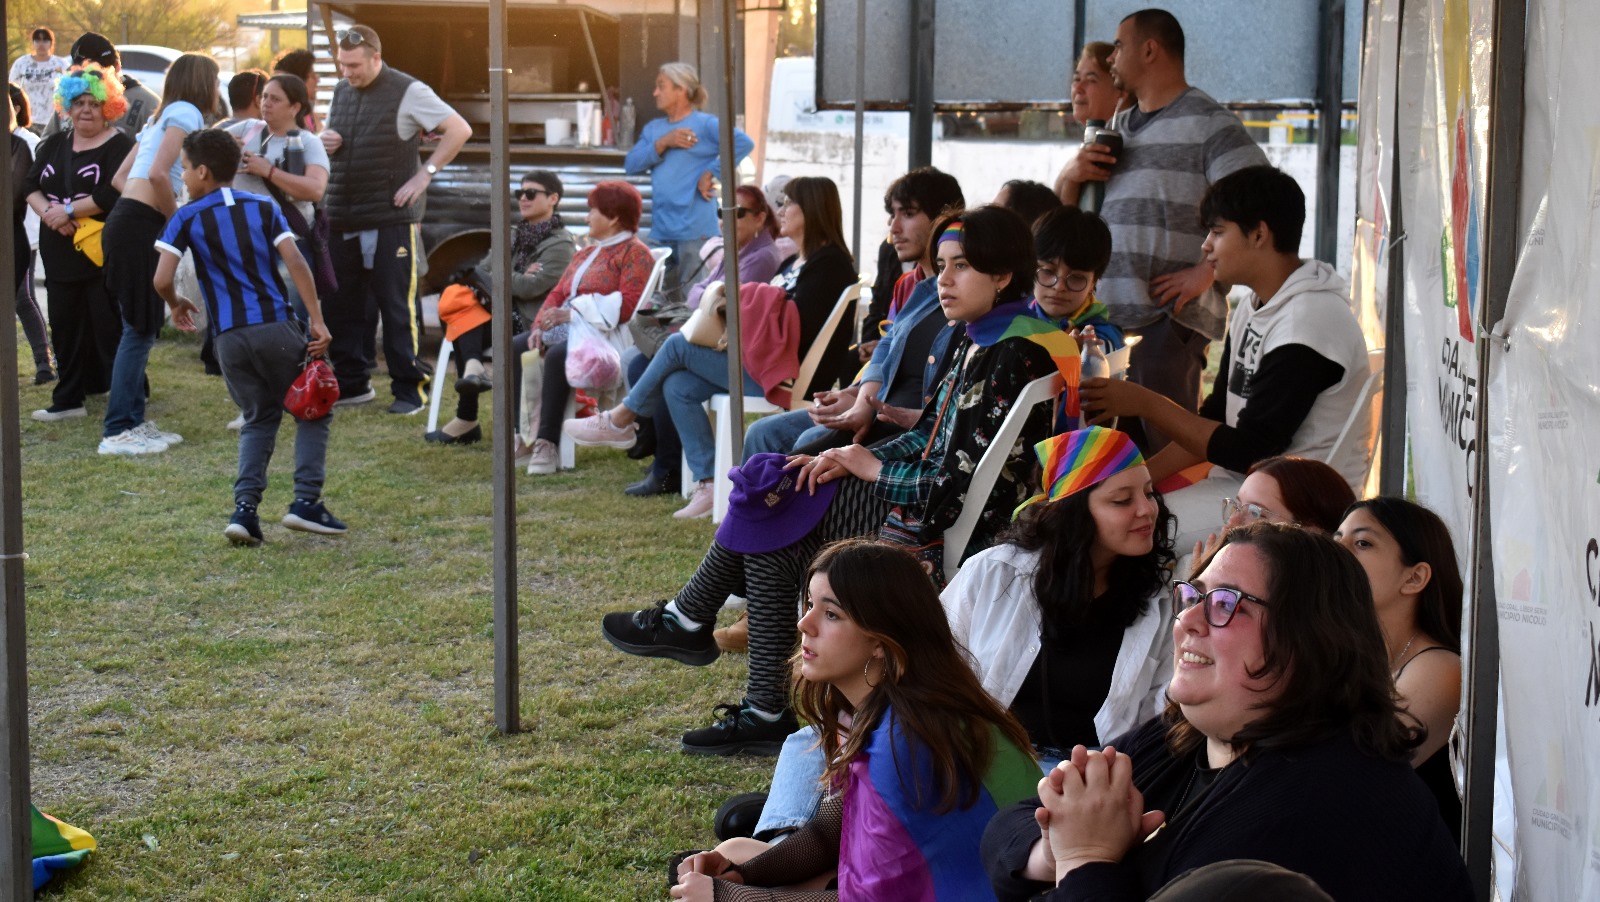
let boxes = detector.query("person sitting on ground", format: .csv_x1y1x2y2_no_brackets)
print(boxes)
517,180,655,474
615,183,785,497
669,539,1040,902
982,522,1473,901
598,205,1078,756
738,427,1177,845
428,169,574,446
1334,497,1464,842
1080,165,1371,550
993,179,1062,227
153,128,344,545
743,166,965,464
562,176,857,514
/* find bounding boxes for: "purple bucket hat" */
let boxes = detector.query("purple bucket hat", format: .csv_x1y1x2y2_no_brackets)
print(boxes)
715,453,840,554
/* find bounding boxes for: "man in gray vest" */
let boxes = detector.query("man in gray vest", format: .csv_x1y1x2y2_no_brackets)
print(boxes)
320,25,472,413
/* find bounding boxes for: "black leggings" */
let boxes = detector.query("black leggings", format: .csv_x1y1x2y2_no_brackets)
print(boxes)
671,478,891,714
535,340,570,445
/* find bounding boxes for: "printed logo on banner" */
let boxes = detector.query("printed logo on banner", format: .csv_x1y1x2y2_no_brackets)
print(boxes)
1530,741,1572,840
1497,538,1546,626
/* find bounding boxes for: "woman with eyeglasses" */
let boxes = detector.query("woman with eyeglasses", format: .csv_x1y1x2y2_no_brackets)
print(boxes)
983,522,1471,902
597,184,786,498
564,176,855,518
1334,498,1464,843
428,171,575,446
1192,455,1355,564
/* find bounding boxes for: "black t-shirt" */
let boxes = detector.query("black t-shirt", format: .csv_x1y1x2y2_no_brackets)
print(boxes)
23,130,134,281
1010,591,1127,753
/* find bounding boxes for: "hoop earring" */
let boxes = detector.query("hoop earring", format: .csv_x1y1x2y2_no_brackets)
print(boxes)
863,656,883,688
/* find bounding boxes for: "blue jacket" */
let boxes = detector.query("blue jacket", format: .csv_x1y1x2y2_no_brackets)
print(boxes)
858,275,956,404
624,110,753,242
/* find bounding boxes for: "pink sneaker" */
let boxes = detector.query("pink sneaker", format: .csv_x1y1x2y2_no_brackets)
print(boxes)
562,410,637,449
674,481,714,519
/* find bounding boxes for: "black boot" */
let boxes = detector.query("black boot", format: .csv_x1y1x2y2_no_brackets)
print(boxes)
625,468,681,497
627,416,658,460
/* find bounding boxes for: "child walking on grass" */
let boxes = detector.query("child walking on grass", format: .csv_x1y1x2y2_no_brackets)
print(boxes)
153,128,348,546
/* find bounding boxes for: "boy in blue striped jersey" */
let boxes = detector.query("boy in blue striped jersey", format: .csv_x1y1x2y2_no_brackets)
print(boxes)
154,128,347,546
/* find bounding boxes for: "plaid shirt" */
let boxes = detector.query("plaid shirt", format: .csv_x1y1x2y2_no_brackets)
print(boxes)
870,333,1059,560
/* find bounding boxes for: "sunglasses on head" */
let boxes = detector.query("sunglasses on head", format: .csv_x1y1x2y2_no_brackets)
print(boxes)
1036,266,1091,291
515,188,552,201
1172,580,1270,628
337,30,370,49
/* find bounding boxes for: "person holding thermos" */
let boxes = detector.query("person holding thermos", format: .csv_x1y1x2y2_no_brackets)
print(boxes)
1053,41,1132,210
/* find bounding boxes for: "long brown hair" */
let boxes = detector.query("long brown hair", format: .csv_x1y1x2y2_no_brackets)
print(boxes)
793,540,1033,813
154,53,220,122
1164,522,1422,761
783,176,850,260
1341,497,1463,653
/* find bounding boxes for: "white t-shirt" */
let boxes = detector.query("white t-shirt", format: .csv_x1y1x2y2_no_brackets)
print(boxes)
9,55,70,128
12,127,42,249
225,120,330,223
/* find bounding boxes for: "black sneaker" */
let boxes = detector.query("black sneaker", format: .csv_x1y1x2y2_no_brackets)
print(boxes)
224,502,263,546
681,702,798,757
624,470,681,497
386,399,424,416
282,498,348,534
601,601,718,666
713,792,769,841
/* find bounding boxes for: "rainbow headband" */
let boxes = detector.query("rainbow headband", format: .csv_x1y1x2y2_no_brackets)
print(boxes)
1013,426,1145,518
937,222,965,245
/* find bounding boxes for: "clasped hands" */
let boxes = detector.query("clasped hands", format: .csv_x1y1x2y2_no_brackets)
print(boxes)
670,849,742,901
784,443,881,494
1026,745,1165,886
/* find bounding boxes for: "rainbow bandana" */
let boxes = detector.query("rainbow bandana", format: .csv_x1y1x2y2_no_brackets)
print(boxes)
936,222,965,244
965,299,1083,419
1013,426,1144,518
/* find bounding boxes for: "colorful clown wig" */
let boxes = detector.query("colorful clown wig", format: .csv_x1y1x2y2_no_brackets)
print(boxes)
1013,426,1144,518
54,63,127,122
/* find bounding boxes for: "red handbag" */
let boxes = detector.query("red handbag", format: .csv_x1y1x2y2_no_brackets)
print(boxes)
283,355,340,420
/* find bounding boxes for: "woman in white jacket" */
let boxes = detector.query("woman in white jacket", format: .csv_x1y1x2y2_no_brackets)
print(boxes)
942,426,1177,764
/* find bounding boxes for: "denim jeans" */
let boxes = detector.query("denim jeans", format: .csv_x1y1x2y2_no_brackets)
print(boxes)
102,321,156,437
742,409,815,462
623,333,760,482
754,726,827,837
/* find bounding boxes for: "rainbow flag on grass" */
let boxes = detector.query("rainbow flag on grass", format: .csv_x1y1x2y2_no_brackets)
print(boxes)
32,805,95,890
838,709,1038,900
966,300,1082,423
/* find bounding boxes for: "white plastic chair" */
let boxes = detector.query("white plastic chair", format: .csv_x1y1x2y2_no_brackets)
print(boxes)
430,246,671,437
1324,347,1385,491
691,279,867,519
942,372,1066,584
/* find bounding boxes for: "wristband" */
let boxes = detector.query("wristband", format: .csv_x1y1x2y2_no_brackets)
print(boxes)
267,164,277,184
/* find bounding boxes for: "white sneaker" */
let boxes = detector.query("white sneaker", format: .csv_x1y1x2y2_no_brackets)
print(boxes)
526,439,559,475
227,413,245,430
135,420,183,446
98,428,167,456
31,406,86,421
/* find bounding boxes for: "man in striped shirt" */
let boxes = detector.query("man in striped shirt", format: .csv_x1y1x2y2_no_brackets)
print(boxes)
154,128,347,546
1093,9,1268,451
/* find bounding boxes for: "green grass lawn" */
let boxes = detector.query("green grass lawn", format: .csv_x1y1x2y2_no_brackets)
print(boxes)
17,333,768,899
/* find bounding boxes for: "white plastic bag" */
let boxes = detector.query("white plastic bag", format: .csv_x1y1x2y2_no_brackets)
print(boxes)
564,309,622,390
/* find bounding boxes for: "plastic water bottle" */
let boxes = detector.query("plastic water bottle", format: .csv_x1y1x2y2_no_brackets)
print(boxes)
1082,332,1110,380
285,130,305,176
618,98,636,149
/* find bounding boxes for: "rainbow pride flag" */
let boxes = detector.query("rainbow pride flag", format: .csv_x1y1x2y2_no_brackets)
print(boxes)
966,300,1082,422
32,805,95,890
838,709,1039,900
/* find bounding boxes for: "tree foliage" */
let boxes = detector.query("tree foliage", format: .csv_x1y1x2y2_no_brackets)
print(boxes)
7,0,235,64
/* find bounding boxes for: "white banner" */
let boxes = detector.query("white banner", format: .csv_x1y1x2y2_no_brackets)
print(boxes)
1350,0,1403,347
1394,0,1492,532
1488,0,1600,898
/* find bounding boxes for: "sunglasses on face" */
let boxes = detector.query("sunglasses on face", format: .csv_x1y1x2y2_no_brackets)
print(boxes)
1221,497,1281,524
515,188,552,201
735,207,761,219
1173,580,1270,628
1035,266,1091,291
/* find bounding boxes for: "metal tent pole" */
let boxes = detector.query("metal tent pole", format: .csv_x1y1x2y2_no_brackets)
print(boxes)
1462,0,1525,893
488,0,520,734
851,0,866,266
1,60,34,902
720,0,746,460
1315,0,1346,265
